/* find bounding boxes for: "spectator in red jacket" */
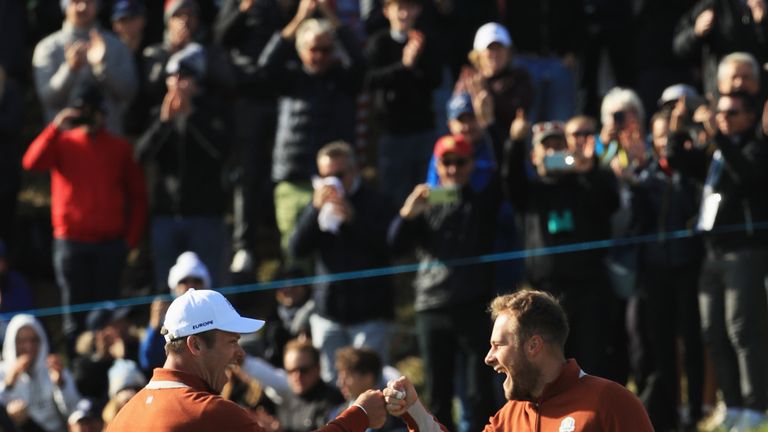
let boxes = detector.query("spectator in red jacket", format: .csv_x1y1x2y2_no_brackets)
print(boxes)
22,83,147,354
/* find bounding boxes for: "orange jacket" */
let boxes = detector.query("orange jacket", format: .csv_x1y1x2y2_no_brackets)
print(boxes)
402,359,653,432
107,368,370,432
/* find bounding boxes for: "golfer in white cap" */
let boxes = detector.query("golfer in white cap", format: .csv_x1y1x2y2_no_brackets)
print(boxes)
107,289,386,431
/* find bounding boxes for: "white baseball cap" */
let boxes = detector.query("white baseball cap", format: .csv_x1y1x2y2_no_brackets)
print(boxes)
163,289,265,342
473,22,512,51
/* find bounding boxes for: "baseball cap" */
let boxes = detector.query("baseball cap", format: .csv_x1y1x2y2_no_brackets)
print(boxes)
112,0,145,21
69,82,107,113
68,398,102,425
163,289,265,342
165,42,206,80
532,121,565,146
658,84,703,107
164,0,199,22
447,92,474,121
433,134,472,159
473,22,512,51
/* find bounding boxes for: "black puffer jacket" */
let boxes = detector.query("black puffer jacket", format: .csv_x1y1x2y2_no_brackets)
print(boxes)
258,27,366,182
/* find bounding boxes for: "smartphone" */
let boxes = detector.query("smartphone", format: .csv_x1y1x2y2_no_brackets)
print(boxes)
428,187,460,205
612,111,626,128
543,152,575,171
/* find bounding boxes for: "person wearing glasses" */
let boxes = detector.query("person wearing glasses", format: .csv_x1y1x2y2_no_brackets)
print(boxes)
289,141,397,385
502,115,621,384
389,134,502,432
425,92,500,193
253,339,345,432
681,90,768,431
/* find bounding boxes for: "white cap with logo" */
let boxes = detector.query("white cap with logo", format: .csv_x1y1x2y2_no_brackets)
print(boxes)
163,289,265,342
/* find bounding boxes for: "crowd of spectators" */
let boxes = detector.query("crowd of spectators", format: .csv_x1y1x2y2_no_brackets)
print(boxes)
1,0,768,431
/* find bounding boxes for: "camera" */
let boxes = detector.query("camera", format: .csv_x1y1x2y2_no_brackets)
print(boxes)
68,105,96,127
612,111,626,128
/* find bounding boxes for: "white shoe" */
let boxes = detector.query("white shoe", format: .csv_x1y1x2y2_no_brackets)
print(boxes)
730,409,768,432
705,408,741,432
230,249,255,273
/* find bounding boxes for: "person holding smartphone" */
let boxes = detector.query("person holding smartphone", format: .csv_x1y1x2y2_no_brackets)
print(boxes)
503,113,622,384
389,134,502,432
289,141,397,386
22,83,147,355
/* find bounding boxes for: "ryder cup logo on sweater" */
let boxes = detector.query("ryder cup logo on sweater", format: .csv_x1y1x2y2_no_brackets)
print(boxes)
559,417,576,432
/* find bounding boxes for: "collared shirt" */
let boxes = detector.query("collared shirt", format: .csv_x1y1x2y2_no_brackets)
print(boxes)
107,368,370,432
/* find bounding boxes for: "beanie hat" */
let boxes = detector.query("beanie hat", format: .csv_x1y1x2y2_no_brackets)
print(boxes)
164,0,198,22
167,251,211,291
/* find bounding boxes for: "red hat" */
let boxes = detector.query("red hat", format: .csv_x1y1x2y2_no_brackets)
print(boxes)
164,0,198,22
433,135,472,159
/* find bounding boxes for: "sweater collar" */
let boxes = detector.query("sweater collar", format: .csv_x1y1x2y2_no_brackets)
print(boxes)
538,359,584,402
150,368,215,394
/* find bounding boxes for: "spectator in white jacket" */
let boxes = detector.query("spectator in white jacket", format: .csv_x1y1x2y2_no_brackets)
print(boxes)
0,314,81,432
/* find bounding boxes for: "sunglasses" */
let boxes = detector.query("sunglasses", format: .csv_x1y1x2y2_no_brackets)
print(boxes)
322,170,346,179
309,45,334,54
717,108,744,117
440,157,470,167
568,130,593,137
286,365,315,375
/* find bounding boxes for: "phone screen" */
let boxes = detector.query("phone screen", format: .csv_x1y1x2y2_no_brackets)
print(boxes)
543,152,575,171
428,187,460,205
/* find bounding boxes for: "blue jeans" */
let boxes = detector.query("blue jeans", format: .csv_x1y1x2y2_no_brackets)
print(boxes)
514,56,576,123
53,238,127,339
309,313,392,384
151,215,227,291
699,246,768,411
377,130,436,205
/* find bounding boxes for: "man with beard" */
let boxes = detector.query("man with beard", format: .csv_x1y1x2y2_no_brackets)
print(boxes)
382,290,653,432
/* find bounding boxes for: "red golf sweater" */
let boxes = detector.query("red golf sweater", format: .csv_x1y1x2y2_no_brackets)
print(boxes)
23,124,147,247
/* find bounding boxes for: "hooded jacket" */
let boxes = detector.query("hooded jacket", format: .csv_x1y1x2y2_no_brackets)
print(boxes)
0,315,81,432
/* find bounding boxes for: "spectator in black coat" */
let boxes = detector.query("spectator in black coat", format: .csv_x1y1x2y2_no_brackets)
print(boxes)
258,0,366,255
365,0,442,204
289,141,396,384
389,134,500,432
